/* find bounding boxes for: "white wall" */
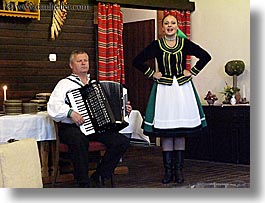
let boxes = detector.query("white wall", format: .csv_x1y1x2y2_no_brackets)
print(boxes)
122,0,250,104
191,0,250,104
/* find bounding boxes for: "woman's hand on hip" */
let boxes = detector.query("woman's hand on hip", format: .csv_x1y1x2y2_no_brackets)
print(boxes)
183,69,192,77
153,72,162,80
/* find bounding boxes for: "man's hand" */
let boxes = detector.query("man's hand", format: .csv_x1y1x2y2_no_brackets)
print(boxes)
70,111,84,126
125,101,132,114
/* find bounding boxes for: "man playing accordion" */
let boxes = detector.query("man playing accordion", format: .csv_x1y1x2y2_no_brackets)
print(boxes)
48,50,131,188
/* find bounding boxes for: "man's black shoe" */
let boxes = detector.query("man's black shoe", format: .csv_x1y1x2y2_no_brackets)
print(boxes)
76,182,90,188
90,172,104,188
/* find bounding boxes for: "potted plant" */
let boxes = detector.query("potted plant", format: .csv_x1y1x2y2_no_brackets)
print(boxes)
225,60,245,88
221,82,240,104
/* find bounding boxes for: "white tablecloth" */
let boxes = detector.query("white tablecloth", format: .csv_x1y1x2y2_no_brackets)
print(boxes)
0,112,56,143
0,110,148,144
119,110,150,144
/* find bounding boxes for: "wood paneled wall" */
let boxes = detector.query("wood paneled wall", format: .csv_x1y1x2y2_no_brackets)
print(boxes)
0,0,96,110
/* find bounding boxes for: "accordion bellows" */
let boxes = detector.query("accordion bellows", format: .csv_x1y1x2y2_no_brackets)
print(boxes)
66,80,128,136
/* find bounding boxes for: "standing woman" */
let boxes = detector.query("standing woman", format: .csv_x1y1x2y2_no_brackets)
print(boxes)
133,14,211,184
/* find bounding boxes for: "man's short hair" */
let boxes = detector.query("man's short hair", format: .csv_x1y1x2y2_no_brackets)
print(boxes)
69,50,88,63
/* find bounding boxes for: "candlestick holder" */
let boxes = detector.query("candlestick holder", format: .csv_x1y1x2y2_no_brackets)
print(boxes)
3,103,5,114
240,97,249,104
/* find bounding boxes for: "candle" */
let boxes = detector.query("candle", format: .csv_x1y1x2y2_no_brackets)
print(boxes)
3,85,7,101
243,84,246,99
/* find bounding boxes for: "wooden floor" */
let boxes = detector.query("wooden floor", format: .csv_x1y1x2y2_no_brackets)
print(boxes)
44,144,250,188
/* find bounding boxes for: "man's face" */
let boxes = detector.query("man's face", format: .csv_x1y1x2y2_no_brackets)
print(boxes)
70,53,89,75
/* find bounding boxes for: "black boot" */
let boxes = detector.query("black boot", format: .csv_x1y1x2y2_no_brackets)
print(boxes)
161,151,173,184
174,150,184,184
90,171,104,188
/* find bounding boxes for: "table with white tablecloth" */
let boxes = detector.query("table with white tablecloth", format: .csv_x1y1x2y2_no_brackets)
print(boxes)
0,111,56,142
0,112,56,178
120,110,150,145
0,110,150,180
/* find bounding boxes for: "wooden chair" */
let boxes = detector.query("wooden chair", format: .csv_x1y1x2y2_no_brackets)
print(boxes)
0,138,43,188
52,122,114,187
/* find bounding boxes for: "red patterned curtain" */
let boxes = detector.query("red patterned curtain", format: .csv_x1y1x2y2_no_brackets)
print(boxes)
164,10,191,70
97,2,125,84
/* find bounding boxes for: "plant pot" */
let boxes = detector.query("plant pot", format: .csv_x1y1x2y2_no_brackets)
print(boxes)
207,100,215,106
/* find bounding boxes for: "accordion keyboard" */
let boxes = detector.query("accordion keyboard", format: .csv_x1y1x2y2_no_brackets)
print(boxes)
66,81,115,136
68,89,95,135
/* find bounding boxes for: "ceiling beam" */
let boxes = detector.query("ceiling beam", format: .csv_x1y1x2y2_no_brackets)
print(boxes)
94,0,195,11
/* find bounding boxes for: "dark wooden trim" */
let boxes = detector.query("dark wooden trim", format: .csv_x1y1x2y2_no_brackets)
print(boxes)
94,0,195,11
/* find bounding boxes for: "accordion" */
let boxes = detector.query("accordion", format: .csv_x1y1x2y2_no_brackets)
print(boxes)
66,80,128,136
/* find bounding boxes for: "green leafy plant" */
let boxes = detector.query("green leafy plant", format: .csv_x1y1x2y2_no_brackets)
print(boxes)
225,60,245,76
221,82,240,100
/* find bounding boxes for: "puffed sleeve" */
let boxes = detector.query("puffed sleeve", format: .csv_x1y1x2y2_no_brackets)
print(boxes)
47,79,71,122
184,39,212,76
132,40,158,78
